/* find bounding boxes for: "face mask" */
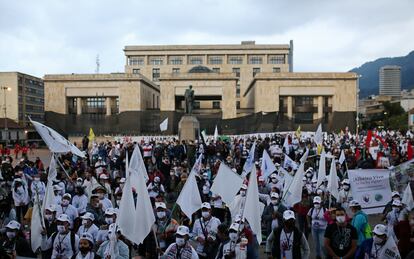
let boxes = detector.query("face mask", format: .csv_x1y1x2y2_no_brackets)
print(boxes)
202,211,210,218
393,197,400,201
240,190,246,197
34,177,40,182
314,204,321,209
6,231,16,239
271,200,279,205
105,218,114,225
373,235,385,244
116,200,121,206
343,186,350,191
45,214,53,221
176,237,186,246
229,232,238,241
306,173,312,178
57,225,66,234
271,179,278,183
61,200,69,206
336,216,346,223
94,203,100,208
214,199,222,207
120,184,125,189
157,211,166,218
17,186,24,193
79,246,90,254
82,219,89,226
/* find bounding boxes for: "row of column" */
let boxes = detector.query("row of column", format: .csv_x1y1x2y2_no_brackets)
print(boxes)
286,96,324,119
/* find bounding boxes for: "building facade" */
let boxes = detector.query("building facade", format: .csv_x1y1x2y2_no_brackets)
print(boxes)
0,72,44,127
379,65,401,97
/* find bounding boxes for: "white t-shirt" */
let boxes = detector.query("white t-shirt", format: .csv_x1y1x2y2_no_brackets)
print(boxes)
307,207,327,229
280,229,294,259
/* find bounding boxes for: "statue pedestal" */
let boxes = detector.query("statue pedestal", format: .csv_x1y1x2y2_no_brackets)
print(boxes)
178,115,200,142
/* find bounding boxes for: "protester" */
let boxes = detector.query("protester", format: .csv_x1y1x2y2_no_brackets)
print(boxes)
350,200,369,246
163,225,199,259
96,223,129,259
75,232,100,259
1,220,36,258
307,196,328,259
215,223,247,259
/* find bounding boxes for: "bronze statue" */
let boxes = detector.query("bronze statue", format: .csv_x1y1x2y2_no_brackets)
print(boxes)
184,85,195,114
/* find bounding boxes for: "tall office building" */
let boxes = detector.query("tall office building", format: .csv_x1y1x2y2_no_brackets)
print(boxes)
379,65,401,97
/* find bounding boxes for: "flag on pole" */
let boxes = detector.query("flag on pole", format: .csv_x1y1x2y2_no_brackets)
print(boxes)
402,184,414,210
242,141,256,177
243,166,262,244
213,125,219,141
42,155,57,212
317,150,326,188
327,158,340,200
338,149,346,165
408,142,413,161
201,130,208,143
261,149,277,178
365,130,373,148
283,154,298,170
314,123,323,145
176,154,203,219
31,191,43,252
159,118,168,132
30,118,85,158
88,128,95,142
211,163,244,205
283,134,290,154
295,125,301,139
283,150,308,207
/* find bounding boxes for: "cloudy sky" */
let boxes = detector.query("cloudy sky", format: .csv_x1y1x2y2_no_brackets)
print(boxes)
0,0,413,77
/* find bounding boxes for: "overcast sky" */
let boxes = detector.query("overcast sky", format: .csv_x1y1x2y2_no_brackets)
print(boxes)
0,0,413,77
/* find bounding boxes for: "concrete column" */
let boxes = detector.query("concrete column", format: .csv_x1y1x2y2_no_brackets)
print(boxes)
76,97,82,115
317,96,323,119
287,96,293,119
222,84,237,119
106,97,111,116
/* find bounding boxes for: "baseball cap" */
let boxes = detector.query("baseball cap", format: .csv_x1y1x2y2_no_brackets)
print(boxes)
120,178,126,183
342,179,350,185
313,196,322,204
240,184,248,190
46,204,57,212
229,223,239,232
6,220,21,230
155,202,167,209
80,232,94,244
283,210,295,220
201,202,211,210
105,208,117,216
176,225,190,236
349,200,360,207
391,191,400,197
62,193,72,200
81,212,95,221
57,214,71,223
372,224,387,236
53,185,63,191
270,192,280,199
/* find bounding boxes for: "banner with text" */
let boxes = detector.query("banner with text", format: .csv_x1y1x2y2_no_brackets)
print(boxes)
348,169,392,214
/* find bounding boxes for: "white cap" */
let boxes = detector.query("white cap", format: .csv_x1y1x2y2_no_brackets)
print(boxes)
229,223,239,232
6,220,21,230
98,156,102,160
234,214,244,223
120,178,126,183
53,185,63,191
99,174,109,180
313,196,322,204
270,174,277,179
14,178,23,183
76,177,83,182
270,192,280,199
81,212,95,221
372,224,387,236
62,193,72,200
80,232,94,244
57,214,71,223
342,179,350,185
283,210,295,220
155,202,167,209
46,204,57,212
258,176,265,182
105,208,117,215
349,200,360,207
201,202,211,209
392,199,402,207
391,191,400,197
311,179,317,183
241,184,248,190
154,176,160,182
176,225,190,236
316,189,323,195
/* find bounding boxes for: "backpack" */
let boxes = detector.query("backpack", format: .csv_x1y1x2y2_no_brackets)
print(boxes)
51,231,76,256
361,213,372,239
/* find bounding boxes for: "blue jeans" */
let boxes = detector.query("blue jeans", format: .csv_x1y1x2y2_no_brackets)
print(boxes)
312,227,326,257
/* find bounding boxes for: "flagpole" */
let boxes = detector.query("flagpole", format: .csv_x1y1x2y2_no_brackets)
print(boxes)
34,185,45,229
53,153,71,178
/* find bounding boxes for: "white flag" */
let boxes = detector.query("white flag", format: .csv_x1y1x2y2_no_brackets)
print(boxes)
283,150,308,207
338,150,346,165
242,141,256,176
327,158,340,200
283,134,290,153
317,150,326,188
314,123,323,145
211,163,244,205
42,155,57,212
214,125,219,141
160,118,168,132
261,149,277,178
402,184,414,210
177,154,203,219
31,192,43,252
283,154,298,170
129,144,149,182
243,166,262,244
30,119,85,157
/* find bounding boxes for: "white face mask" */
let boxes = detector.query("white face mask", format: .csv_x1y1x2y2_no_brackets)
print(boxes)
336,216,346,223
82,219,89,226
271,178,278,183
343,186,350,191
157,211,166,219
271,200,279,205
240,190,246,197
116,200,121,206
229,232,238,241
61,199,69,206
373,235,385,244
314,204,321,209
105,218,114,225
202,211,210,218
45,214,53,221
57,225,66,234
176,237,186,246
34,177,40,182
6,231,16,239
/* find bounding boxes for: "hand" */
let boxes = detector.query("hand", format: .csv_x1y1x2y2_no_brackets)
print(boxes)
41,228,47,236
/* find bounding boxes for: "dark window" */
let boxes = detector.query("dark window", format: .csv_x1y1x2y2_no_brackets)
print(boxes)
169,56,183,65
209,56,223,64
212,68,220,73
273,67,281,73
236,84,241,97
295,96,313,106
194,101,200,109
253,68,261,77
129,56,144,65
236,101,241,109
232,68,240,77
172,68,180,74
152,68,160,81
212,101,220,109
228,56,243,64
268,55,285,64
294,112,313,124
86,97,105,108
132,69,140,74
149,56,164,65
189,56,203,65
249,56,263,64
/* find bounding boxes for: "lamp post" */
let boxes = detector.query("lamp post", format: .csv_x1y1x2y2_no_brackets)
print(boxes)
356,75,361,136
2,86,12,147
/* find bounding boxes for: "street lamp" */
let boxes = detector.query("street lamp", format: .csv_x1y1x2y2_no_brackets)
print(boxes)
356,75,362,135
2,86,12,147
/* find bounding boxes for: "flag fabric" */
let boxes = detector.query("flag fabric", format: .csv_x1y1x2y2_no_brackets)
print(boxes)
283,154,298,170
42,155,57,212
261,149,277,178
295,126,301,139
408,142,413,161
283,134,290,153
128,144,149,182
355,148,361,161
317,150,326,188
88,128,95,142
176,154,203,219
365,130,373,148
118,147,155,245
327,158,340,201
211,163,244,205
314,123,323,145
30,118,85,158
159,118,168,132
242,141,256,177
213,125,219,141
243,166,262,244
338,150,346,165
283,150,308,207
402,184,414,210
31,191,43,252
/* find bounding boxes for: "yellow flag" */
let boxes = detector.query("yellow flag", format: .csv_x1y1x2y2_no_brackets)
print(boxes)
295,125,301,139
88,128,95,141
317,144,323,155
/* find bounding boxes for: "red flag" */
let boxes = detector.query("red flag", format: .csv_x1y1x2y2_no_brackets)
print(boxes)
355,148,361,161
408,142,413,160
374,133,388,148
365,130,373,148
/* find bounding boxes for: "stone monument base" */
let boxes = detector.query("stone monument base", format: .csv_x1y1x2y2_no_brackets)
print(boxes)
178,115,200,142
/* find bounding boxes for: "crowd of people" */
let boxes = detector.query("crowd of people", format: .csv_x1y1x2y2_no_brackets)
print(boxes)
0,128,414,259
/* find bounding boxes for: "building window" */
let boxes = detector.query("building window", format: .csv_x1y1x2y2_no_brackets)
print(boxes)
268,55,285,64
253,68,261,77
129,56,144,66
294,112,313,124
86,97,105,108
295,96,313,106
212,68,220,73
208,56,223,64
132,69,140,74
236,83,241,97
273,67,281,73
169,56,184,65
228,56,243,64
236,101,241,109
248,55,263,64
212,101,220,109
149,56,164,65
152,68,160,81
189,56,203,65
172,68,180,74
232,68,240,77
194,101,200,109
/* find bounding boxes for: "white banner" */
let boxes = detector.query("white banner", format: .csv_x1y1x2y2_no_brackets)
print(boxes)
348,169,392,214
